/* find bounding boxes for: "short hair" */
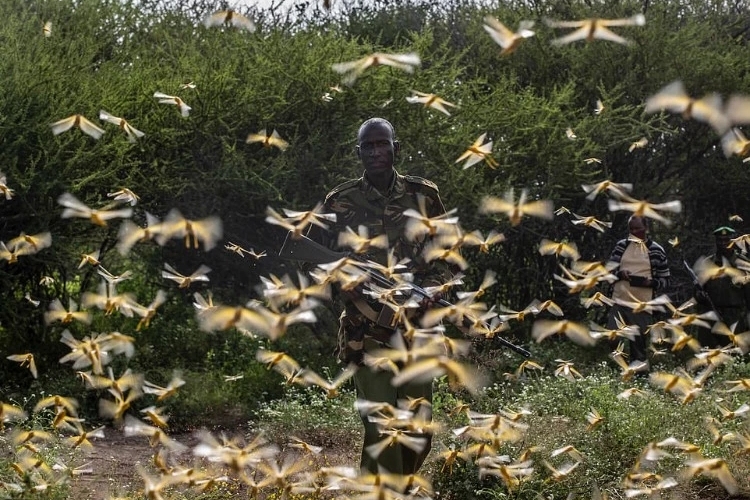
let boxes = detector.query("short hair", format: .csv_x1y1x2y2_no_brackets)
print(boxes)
357,118,395,142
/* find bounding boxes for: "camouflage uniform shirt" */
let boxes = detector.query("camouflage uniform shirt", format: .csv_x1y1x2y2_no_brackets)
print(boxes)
699,252,750,329
311,169,450,364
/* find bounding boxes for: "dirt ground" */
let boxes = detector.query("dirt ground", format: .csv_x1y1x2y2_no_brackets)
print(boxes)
68,430,169,500
8,424,749,500
66,426,360,500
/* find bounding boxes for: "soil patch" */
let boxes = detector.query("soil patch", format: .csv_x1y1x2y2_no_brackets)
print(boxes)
67,425,360,499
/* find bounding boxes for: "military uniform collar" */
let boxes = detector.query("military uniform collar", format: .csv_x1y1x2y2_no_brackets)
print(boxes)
361,169,405,200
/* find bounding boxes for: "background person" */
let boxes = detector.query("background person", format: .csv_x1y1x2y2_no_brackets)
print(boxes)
606,215,670,366
695,226,750,346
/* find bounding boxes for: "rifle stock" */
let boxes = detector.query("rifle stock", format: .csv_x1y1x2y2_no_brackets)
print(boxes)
278,232,531,358
279,231,350,265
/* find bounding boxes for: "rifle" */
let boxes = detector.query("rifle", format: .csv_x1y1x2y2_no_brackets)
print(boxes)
279,231,531,358
683,259,722,322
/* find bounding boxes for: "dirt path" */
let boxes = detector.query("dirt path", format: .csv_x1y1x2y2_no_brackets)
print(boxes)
67,427,359,500
68,431,191,500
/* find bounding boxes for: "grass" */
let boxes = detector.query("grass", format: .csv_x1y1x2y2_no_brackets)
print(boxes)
251,383,361,440
425,351,750,499
2,347,749,499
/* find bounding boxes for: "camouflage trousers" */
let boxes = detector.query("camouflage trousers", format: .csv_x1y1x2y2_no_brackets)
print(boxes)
354,344,433,476
338,311,434,475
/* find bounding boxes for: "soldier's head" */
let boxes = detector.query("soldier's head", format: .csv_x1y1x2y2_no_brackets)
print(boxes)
356,118,400,179
713,226,735,256
628,215,648,240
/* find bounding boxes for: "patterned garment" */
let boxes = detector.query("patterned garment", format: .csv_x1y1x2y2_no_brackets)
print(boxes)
310,169,451,364
608,237,670,292
612,239,654,303
607,236,669,363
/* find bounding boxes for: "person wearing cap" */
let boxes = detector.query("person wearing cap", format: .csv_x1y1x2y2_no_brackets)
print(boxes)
695,226,750,346
606,215,670,367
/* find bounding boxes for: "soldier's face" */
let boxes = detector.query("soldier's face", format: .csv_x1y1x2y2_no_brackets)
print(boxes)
716,235,732,253
357,123,399,175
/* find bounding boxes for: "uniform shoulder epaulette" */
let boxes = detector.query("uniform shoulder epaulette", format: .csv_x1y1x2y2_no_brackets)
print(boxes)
324,178,361,202
403,175,439,193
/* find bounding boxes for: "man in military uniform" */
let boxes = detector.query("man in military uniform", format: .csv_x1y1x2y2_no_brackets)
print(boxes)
309,117,451,476
696,226,750,346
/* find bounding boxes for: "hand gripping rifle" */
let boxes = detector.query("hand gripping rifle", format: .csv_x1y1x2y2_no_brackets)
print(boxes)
683,259,723,322
278,232,531,358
